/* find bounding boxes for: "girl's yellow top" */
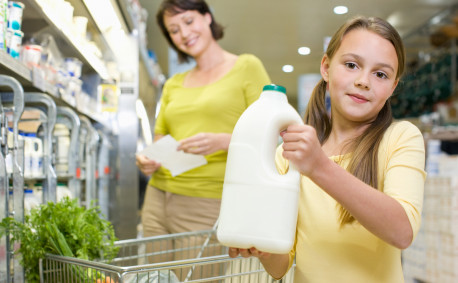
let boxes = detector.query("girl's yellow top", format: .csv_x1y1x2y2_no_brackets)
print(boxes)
276,121,426,283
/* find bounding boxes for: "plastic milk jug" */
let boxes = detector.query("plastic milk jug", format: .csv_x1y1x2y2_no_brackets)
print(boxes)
24,188,41,214
53,123,71,173
217,84,303,254
23,132,33,178
28,133,43,178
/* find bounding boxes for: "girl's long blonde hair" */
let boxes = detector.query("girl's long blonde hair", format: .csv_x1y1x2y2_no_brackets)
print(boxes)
304,16,406,226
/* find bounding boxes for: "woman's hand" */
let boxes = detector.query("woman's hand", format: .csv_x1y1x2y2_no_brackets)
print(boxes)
135,154,161,175
178,133,231,155
280,124,328,176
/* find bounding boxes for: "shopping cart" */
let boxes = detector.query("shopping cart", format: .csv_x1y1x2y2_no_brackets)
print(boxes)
39,229,295,282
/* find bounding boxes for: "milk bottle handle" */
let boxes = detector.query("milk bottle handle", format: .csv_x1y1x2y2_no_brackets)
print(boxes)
268,112,304,182
33,139,39,152
35,137,43,153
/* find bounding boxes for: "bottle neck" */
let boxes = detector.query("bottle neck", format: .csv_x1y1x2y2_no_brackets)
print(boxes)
261,90,288,102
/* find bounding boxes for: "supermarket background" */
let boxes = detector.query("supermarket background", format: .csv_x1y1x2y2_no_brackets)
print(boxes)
1,0,458,282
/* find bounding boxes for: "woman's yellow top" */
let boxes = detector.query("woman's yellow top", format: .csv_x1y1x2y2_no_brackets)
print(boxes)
149,54,271,199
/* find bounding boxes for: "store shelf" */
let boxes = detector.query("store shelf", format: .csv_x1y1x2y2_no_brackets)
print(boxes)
0,0,121,130
21,0,111,79
0,50,30,81
0,50,111,130
139,44,155,84
0,50,57,96
79,0,125,60
119,0,164,89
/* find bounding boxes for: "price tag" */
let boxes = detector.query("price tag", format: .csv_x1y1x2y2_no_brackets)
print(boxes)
32,66,46,91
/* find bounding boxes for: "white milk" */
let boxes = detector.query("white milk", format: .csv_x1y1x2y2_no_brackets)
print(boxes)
217,84,303,254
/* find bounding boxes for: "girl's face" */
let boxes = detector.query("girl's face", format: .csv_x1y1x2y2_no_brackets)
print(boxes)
163,10,213,59
321,29,399,125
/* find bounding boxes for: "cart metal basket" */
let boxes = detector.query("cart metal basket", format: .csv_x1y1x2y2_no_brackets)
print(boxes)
39,229,295,282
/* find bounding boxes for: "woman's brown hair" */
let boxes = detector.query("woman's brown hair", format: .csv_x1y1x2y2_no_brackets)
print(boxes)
304,16,406,226
156,0,225,63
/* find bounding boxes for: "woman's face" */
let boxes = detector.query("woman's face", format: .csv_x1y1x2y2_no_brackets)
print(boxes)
163,9,213,59
321,29,399,125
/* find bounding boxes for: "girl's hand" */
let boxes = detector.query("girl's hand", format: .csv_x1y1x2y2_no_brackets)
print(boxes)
228,247,272,259
229,247,290,279
280,124,327,176
178,133,231,155
135,154,161,175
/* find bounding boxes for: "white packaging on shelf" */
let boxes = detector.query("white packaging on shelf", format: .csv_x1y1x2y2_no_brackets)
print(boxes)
53,123,70,173
0,0,7,51
21,44,42,68
6,28,23,59
7,1,24,31
24,188,41,214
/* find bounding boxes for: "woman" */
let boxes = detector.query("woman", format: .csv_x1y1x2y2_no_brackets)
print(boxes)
229,16,426,283
136,0,270,243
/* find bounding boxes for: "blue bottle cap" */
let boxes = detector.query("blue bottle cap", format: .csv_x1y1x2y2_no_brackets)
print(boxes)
263,84,286,94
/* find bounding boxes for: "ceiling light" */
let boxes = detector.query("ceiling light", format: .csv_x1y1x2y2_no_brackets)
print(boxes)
298,47,311,55
333,6,348,15
282,65,294,73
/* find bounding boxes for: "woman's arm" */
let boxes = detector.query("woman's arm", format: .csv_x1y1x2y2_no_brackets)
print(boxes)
178,133,231,155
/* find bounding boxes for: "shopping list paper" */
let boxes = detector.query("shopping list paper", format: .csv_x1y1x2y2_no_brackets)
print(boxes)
137,135,207,176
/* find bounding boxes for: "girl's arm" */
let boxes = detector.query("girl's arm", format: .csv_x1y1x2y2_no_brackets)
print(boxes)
307,157,413,248
281,124,418,249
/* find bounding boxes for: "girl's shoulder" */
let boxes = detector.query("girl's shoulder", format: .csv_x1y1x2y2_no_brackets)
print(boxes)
386,120,422,137
382,120,424,149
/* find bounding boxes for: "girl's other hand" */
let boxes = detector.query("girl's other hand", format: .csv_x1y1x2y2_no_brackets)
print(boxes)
228,247,272,259
281,124,327,176
229,247,290,279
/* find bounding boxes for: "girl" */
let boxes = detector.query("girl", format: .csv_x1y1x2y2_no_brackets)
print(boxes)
229,16,426,283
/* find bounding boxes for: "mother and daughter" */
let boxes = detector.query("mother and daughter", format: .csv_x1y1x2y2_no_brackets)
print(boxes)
137,0,426,282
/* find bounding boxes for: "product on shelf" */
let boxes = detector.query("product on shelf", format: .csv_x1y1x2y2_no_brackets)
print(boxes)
72,16,88,41
64,57,83,78
53,123,70,173
6,28,22,58
23,132,44,178
7,1,24,31
57,182,72,201
21,44,42,68
0,0,7,51
4,1,25,59
24,188,41,214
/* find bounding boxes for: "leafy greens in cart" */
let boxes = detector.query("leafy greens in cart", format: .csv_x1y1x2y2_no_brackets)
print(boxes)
0,197,119,283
